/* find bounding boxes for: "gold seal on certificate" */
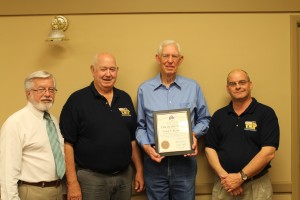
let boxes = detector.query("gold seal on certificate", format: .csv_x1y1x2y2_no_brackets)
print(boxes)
153,109,193,156
161,140,170,149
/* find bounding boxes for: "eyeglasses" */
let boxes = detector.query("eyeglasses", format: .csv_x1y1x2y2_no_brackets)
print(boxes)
98,67,119,73
227,80,250,87
31,88,57,94
160,54,181,60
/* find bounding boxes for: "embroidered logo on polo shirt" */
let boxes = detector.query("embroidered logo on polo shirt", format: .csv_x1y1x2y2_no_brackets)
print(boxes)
118,108,131,116
244,121,257,131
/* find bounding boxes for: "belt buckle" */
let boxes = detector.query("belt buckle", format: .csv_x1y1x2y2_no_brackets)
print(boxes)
111,170,120,175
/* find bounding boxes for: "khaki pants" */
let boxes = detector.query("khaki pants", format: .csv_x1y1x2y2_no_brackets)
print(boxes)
18,184,63,200
212,173,273,200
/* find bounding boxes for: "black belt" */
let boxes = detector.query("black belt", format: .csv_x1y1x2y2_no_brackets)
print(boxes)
18,180,61,188
77,165,128,175
245,170,268,183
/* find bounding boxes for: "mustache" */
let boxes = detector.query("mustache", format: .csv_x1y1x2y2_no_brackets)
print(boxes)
41,98,53,102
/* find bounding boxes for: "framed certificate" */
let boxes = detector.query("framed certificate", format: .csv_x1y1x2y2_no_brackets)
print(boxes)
153,108,193,156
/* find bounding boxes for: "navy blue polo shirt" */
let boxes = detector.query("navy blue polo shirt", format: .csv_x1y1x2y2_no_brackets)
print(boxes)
205,98,279,173
59,82,137,174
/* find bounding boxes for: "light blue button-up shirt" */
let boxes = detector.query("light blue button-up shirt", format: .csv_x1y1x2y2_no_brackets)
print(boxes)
136,74,211,146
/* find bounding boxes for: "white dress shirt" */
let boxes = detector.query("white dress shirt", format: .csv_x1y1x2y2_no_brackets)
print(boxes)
0,102,64,200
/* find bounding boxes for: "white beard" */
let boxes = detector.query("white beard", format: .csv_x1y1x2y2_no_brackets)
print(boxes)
32,101,53,111
29,95,53,111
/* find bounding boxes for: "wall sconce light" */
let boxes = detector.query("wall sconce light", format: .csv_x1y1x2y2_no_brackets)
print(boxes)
46,16,69,42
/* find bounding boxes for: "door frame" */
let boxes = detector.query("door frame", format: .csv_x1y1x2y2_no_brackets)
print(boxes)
290,15,300,200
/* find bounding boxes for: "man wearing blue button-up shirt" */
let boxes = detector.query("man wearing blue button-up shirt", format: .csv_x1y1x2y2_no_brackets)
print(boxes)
136,40,211,200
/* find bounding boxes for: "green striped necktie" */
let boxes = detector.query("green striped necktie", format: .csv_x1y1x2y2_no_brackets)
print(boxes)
44,112,65,179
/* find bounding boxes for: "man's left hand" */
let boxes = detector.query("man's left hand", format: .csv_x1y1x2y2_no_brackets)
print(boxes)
220,173,243,192
134,171,145,192
185,133,198,157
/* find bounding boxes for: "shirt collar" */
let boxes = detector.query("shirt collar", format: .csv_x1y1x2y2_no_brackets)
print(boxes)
153,74,182,90
89,82,119,99
227,97,258,115
26,102,45,120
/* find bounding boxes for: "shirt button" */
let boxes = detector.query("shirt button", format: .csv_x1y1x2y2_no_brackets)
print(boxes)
236,124,238,127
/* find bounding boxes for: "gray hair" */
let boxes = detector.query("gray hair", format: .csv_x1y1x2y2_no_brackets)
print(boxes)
157,40,181,55
24,70,55,90
91,53,116,70
92,53,100,69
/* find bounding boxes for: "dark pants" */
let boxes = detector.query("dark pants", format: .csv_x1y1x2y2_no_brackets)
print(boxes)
144,155,197,200
77,166,133,200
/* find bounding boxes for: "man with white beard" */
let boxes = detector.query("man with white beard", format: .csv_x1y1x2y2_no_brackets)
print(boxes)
0,70,65,200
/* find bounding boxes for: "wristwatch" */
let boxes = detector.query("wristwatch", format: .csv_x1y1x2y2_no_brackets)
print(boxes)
240,170,248,181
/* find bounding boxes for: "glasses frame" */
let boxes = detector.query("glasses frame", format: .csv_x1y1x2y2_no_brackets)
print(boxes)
227,80,250,87
160,54,181,60
31,88,58,94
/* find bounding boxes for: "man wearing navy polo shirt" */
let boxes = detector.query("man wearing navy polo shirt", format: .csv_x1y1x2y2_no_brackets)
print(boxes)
60,53,144,200
205,69,280,200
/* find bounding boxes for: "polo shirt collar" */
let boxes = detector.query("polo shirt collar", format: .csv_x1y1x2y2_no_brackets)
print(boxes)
153,73,181,90
89,82,120,99
227,97,258,115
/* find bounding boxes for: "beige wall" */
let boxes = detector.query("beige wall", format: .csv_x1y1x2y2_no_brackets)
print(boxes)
0,12,297,199
0,0,300,14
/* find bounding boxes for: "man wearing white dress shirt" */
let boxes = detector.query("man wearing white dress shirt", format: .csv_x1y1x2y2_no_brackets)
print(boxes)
0,70,65,200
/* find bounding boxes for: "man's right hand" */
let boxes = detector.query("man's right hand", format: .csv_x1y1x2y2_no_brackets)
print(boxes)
143,144,165,163
230,186,243,196
67,181,82,200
